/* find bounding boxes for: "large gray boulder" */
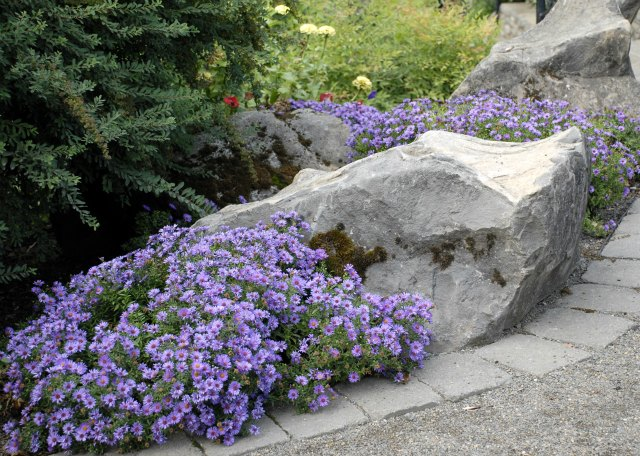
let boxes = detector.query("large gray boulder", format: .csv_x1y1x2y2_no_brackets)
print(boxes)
454,0,640,111
231,109,350,173
190,109,352,204
194,128,590,353
619,0,640,22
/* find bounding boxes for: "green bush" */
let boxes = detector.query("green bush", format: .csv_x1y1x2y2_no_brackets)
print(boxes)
258,0,498,109
0,0,277,283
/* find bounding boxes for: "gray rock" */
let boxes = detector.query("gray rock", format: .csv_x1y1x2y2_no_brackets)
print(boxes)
231,109,350,173
618,0,640,21
194,128,590,352
454,0,640,111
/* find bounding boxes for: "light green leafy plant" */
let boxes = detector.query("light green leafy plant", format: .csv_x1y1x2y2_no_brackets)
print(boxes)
258,0,498,109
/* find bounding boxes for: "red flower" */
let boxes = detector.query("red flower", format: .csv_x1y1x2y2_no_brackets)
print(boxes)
223,96,239,108
319,92,334,102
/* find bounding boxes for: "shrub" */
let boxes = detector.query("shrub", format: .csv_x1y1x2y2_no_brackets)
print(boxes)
292,92,640,231
258,0,498,109
1,212,433,454
0,0,277,283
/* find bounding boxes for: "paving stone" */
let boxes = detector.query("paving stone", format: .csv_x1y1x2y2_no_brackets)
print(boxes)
524,308,637,349
582,259,640,288
558,283,640,316
474,334,591,376
602,233,640,259
628,198,640,214
612,213,640,235
270,395,368,440
335,376,442,420
133,433,202,456
199,416,289,456
413,353,511,402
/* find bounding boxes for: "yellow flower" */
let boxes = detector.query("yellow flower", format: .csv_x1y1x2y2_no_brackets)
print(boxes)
352,76,372,92
317,25,336,36
274,4,290,15
299,23,318,35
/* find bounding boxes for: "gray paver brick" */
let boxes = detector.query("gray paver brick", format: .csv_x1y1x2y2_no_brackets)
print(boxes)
558,283,640,316
133,433,202,456
413,353,511,402
198,416,289,456
335,376,442,420
612,213,640,235
474,334,591,376
524,308,637,349
582,259,640,288
601,234,640,259
270,395,368,440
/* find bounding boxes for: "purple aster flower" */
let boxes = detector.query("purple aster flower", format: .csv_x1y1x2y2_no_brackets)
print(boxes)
317,394,330,407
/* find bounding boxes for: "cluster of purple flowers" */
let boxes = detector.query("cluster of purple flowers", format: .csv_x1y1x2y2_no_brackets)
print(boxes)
292,92,640,212
2,212,433,454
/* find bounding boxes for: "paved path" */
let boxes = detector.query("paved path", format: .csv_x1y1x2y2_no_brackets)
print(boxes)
129,201,639,456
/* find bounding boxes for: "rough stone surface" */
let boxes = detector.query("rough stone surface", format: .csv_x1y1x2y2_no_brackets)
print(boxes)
231,109,350,173
454,0,640,111
198,417,289,456
583,259,640,287
414,353,511,401
558,283,640,315
629,198,640,214
618,0,640,21
270,397,368,440
335,377,442,420
524,307,637,348
498,2,536,40
474,334,591,376
195,128,590,352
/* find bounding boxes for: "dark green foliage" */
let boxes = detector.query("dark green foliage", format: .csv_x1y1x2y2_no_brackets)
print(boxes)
0,0,275,282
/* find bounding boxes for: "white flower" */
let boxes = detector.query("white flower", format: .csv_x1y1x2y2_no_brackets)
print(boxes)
352,76,372,92
299,23,318,35
274,4,290,15
317,25,336,36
